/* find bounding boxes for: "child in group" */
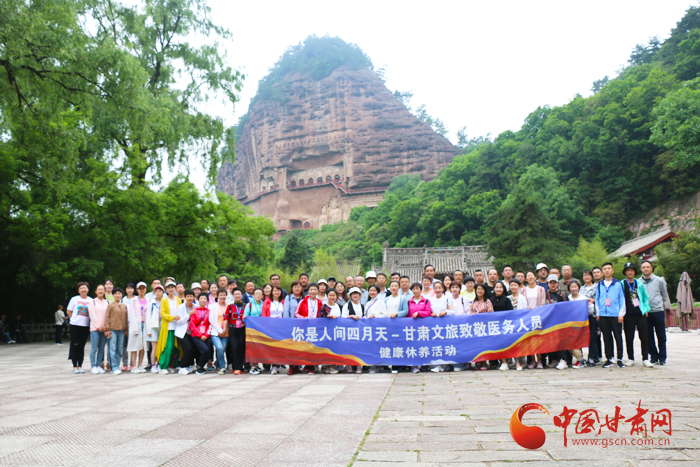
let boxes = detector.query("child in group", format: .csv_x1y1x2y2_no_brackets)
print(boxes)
342,287,365,373
460,277,476,308
209,288,229,375
104,288,128,375
408,282,432,373
190,293,213,375
145,284,164,373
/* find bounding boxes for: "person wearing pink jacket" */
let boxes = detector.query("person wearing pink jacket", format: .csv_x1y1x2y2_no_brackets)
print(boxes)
407,282,432,373
408,282,433,318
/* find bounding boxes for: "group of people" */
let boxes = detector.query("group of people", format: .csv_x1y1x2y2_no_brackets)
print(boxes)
64,260,671,375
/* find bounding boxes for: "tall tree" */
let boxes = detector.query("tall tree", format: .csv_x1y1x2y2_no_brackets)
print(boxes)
89,0,244,185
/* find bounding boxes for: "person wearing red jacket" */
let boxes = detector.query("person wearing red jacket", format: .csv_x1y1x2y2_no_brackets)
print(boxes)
295,283,322,319
189,294,212,375
294,283,322,375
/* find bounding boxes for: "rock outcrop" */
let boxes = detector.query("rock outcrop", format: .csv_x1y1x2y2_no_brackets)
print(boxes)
217,66,458,232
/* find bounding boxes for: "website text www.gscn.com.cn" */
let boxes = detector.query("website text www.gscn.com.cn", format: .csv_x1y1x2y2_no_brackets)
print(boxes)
571,437,671,447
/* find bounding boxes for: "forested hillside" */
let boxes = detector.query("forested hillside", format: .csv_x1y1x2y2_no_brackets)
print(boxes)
279,6,700,273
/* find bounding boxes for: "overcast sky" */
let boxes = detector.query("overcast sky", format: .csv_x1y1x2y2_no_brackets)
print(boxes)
174,0,696,191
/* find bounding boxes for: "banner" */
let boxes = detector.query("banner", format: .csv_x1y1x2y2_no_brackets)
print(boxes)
245,300,589,366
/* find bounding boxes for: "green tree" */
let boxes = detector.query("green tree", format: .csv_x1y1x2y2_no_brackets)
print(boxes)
486,189,568,271
89,0,243,185
280,233,312,272
651,77,700,168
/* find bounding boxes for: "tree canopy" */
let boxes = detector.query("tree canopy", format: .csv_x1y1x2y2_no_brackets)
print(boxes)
1,0,274,320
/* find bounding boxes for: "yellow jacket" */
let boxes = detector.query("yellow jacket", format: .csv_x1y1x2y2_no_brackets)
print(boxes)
156,295,183,358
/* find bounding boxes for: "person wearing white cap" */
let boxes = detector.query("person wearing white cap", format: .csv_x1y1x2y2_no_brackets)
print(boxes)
536,263,549,289
145,278,161,301
545,274,569,370
341,287,365,374
127,282,149,373
156,280,182,374
317,279,328,304
191,282,202,297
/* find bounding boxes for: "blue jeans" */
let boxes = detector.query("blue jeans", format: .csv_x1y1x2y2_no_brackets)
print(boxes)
211,335,228,368
108,330,125,371
90,330,107,367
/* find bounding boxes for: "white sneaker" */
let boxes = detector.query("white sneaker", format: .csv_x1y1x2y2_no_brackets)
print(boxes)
150,366,159,373
369,367,377,374
73,368,81,374
77,368,85,374
643,360,654,368
112,369,122,375
98,367,106,374
178,368,189,375
329,366,339,374
356,366,362,374
453,366,463,372
91,367,100,374
516,364,523,371
159,369,169,375
430,366,440,373
411,366,420,373
271,366,278,375
499,362,509,371
556,360,568,370
131,367,139,373
623,359,634,366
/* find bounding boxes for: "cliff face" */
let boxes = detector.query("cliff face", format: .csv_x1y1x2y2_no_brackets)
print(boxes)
627,190,700,236
217,66,458,231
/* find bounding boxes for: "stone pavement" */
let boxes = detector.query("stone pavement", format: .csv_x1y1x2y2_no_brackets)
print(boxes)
354,331,700,467
0,332,697,466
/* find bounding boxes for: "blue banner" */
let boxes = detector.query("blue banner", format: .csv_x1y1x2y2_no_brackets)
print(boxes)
245,300,589,366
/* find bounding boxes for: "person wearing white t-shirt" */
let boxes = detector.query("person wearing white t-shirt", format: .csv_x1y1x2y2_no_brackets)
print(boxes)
447,283,470,316
428,282,449,373
385,281,403,318
67,281,94,374
507,279,528,371
446,282,470,372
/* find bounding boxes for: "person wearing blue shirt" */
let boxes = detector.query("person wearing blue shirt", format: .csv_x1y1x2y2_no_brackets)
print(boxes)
595,262,626,368
282,281,305,318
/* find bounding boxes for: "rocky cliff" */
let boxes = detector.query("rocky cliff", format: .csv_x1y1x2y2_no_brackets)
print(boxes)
216,66,458,232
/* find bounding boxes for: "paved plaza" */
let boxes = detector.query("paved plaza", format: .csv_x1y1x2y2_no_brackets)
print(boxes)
0,332,698,466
